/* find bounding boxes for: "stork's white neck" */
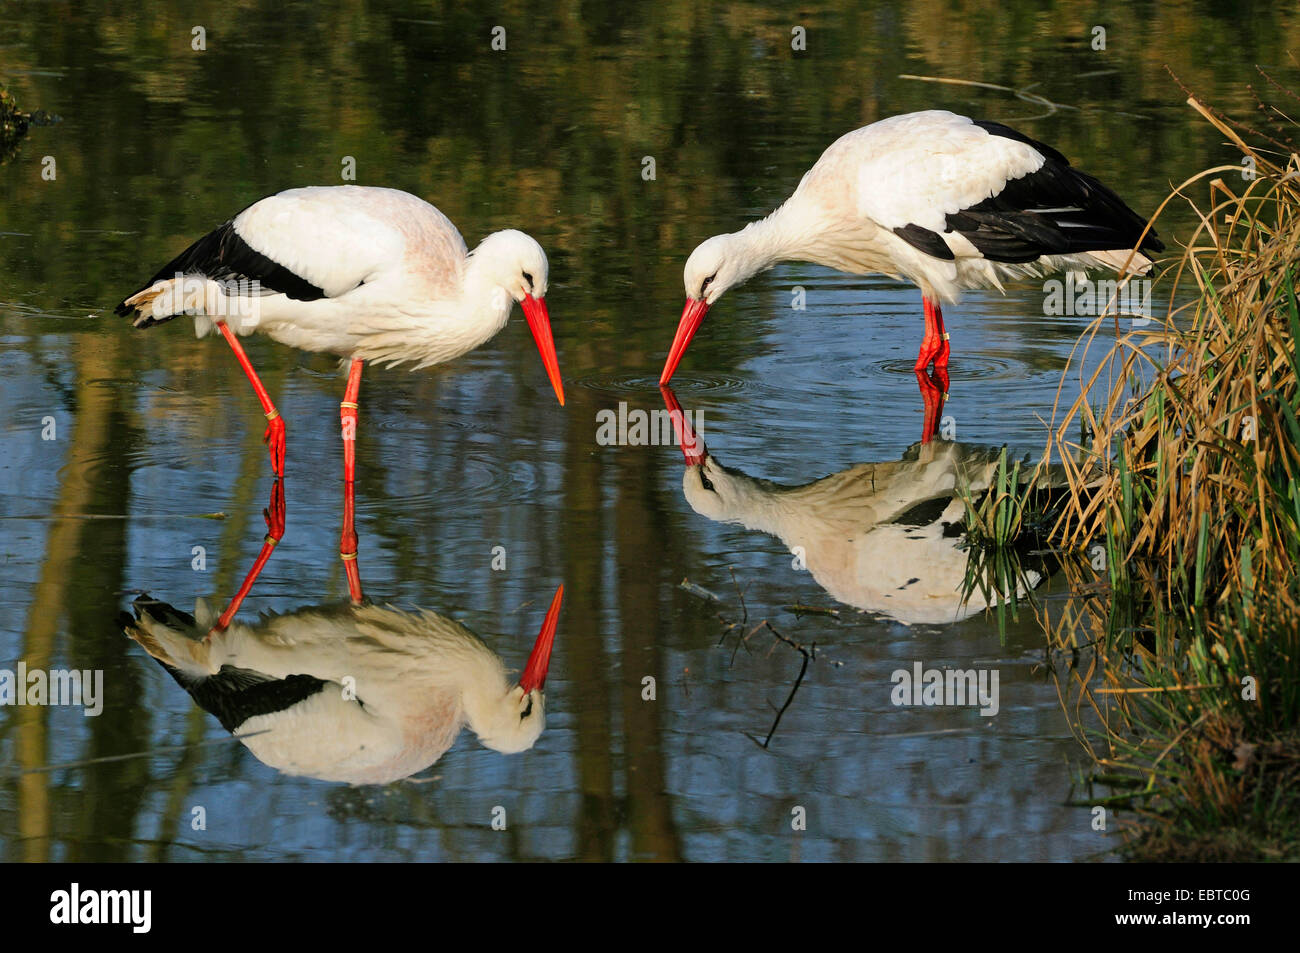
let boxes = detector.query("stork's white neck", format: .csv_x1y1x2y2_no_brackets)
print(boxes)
720,196,889,284
689,464,812,545
458,251,516,345
721,205,810,284
692,457,915,552
456,646,514,732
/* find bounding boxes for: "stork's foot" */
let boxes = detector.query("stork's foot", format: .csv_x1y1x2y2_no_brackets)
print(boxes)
263,412,286,476
932,334,950,372
341,552,362,604
913,331,951,373
340,476,363,605
340,525,363,606
339,476,361,603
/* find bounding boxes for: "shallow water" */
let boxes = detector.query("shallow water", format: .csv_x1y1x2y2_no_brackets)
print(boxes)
1,0,1293,861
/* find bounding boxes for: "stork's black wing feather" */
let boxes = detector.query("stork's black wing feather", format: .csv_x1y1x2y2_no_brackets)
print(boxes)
948,124,1163,263
891,120,1163,265
184,669,331,734
127,595,331,733
893,223,955,261
970,120,1070,166
114,219,327,322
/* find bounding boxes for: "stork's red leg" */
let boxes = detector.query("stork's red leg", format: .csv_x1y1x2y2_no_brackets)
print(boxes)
931,300,950,372
913,295,951,442
216,320,286,476
210,479,285,634
340,359,364,604
914,296,951,373
914,296,937,372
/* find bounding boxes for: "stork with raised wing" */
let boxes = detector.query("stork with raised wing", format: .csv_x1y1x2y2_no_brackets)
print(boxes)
659,110,1162,440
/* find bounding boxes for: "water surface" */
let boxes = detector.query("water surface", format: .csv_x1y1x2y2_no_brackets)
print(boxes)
1,0,1291,861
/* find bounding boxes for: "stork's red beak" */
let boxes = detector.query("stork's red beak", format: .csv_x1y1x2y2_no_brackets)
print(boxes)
660,385,707,465
519,584,564,693
522,294,565,406
659,297,710,386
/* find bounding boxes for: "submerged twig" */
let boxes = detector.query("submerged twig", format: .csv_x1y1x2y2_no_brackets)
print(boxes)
898,73,1148,120
782,603,840,617
0,512,227,521
0,730,268,777
699,569,846,748
748,622,815,750
678,578,720,603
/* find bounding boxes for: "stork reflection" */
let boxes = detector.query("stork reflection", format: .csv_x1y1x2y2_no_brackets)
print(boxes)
662,386,1046,624
121,481,564,785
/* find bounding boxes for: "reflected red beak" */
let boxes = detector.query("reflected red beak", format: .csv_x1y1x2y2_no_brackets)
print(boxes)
659,297,710,386
660,385,706,465
519,584,564,693
522,294,565,406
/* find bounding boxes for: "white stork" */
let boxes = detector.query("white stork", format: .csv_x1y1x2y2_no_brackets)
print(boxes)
122,584,565,785
659,110,1163,441
115,185,565,575
114,186,565,469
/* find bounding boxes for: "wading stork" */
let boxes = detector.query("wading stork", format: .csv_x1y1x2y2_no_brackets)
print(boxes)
115,185,565,581
659,111,1162,441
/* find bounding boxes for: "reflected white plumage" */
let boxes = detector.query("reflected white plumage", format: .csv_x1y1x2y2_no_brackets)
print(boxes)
123,585,564,785
681,443,1018,625
661,387,1050,625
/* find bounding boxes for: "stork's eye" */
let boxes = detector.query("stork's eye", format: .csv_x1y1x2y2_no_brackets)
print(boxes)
520,695,534,720
701,273,717,294
700,470,716,492
522,271,534,291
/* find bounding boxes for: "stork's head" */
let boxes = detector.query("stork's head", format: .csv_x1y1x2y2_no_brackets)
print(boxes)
661,385,745,521
474,229,564,406
468,584,564,755
681,455,756,522
661,234,748,385
478,229,549,301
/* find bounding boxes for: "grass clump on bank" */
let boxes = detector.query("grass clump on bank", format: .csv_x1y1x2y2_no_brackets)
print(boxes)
1040,88,1300,860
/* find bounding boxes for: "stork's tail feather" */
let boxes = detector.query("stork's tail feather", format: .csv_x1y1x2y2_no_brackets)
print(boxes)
115,280,184,328
1084,248,1156,277
122,594,213,677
